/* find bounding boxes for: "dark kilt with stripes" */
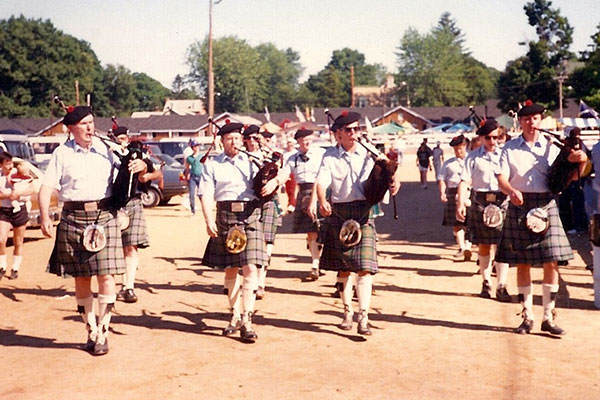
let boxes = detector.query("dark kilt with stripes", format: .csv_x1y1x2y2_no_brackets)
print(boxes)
318,201,378,274
467,191,507,245
261,194,282,244
47,209,125,278
202,201,268,269
120,197,149,248
442,187,466,227
496,192,573,265
293,183,319,233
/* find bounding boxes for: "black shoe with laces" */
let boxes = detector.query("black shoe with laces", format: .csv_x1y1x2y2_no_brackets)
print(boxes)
515,308,533,334
479,280,492,299
541,319,565,336
8,270,18,280
496,285,512,303
122,289,138,303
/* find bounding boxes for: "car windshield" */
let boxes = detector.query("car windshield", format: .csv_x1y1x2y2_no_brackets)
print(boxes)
155,153,183,168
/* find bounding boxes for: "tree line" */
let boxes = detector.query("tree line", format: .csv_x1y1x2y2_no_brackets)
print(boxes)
1,0,599,119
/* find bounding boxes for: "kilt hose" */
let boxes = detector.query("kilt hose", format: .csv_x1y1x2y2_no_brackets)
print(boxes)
467,191,507,245
47,208,125,278
120,197,149,248
442,187,466,227
261,194,282,244
202,200,268,269
496,192,573,265
292,183,319,233
318,200,378,274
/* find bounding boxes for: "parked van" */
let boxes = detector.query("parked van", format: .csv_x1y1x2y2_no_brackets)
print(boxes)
29,135,68,165
0,130,36,165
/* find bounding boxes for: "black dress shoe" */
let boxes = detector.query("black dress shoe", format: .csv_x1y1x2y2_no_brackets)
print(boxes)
240,325,258,343
84,338,95,352
496,285,512,303
8,270,18,280
515,318,534,334
541,320,566,336
122,289,138,303
0,268,5,280
93,339,109,356
479,281,492,299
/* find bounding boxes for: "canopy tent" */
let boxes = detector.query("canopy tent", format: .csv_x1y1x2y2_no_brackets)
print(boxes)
560,117,600,129
443,123,472,133
496,114,517,129
424,123,452,133
372,121,405,135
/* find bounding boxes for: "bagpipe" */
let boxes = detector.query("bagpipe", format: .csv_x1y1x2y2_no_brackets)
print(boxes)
325,110,399,219
535,127,589,195
107,116,154,209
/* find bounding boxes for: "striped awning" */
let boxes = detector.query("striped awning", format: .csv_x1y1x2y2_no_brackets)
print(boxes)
560,118,600,129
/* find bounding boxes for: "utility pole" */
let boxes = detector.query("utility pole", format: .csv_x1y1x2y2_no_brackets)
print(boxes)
207,0,215,118
350,66,355,107
75,80,80,105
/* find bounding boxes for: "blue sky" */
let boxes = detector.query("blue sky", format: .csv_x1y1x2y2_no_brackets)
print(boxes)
2,0,599,88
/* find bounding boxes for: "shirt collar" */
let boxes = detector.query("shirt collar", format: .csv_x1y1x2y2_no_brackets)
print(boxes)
517,133,547,149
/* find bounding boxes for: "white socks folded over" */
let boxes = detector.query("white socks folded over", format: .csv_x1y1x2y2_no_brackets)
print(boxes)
542,283,559,322
97,293,116,345
224,274,242,317
123,255,139,290
308,239,321,270
340,273,373,315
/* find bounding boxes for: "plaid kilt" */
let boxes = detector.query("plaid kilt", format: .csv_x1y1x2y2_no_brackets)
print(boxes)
293,183,319,233
47,208,125,278
318,201,378,274
442,187,466,227
467,191,507,245
496,192,573,265
202,201,268,269
261,194,282,244
120,197,149,248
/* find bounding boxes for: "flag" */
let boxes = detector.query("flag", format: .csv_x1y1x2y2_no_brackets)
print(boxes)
264,106,271,122
295,105,306,122
578,100,600,119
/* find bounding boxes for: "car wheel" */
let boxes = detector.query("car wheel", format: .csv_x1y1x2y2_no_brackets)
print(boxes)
141,188,161,208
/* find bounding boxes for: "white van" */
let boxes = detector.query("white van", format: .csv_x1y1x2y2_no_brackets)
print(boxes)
29,135,68,164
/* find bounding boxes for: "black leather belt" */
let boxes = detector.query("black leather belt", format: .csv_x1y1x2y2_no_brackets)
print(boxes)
217,200,259,212
474,191,505,205
63,198,112,211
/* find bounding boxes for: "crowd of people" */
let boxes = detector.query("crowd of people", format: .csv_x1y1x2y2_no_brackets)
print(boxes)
2,99,597,358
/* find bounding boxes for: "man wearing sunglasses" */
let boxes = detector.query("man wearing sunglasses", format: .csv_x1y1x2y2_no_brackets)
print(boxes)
457,118,511,302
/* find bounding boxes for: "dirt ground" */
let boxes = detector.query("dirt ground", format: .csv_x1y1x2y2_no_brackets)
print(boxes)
1,156,598,400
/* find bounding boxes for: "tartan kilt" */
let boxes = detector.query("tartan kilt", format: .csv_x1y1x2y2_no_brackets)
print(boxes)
202,201,268,269
317,201,378,274
442,187,466,227
47,208,125,278
496,192,573,265
467,191,506,245
261,195,282,244
293,183,319,233
120,197,149,248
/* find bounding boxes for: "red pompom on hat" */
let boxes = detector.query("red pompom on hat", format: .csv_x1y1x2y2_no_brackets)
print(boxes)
225,119,230,124
341,110,348,117
524,99,533,106
112,123,118,131
517,100,545,117
67,105,74,113
479,119,486,128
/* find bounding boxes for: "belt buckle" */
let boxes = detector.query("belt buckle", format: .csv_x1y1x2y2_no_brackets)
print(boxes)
485,193,497,202
231,202,244,213
84,201,98,212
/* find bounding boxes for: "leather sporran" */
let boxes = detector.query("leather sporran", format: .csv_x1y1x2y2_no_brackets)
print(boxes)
225,225,247,254
339,219,362,248
525,207,549,235
82,224,107,252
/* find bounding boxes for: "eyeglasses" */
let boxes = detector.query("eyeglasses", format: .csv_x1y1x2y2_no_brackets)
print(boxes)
343,127,358,133
484,135,499,141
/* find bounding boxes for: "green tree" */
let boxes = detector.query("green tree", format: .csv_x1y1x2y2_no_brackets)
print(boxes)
133,72,171,111
256,43,303,112
433,11,468,54
170,74,197,100
101,64,138,116
524,0,573,65
569,22,600,110
0,15,106,117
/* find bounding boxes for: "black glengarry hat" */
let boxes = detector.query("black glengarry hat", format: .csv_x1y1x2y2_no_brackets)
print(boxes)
517,100,545,117
113,126,129,136
476,118,498,136
331,111,361,131
218,120,244,136
294,128,313,140
63,106,93,126
242,124,260,138
449,134,466,147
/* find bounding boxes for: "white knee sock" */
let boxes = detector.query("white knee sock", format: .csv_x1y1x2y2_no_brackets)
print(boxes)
257,266,267,289
0,254,6,270
518,285,533,318
542,283,559,322
308,239,321,270
224,274,242,317
76,295,97,340
11,255,22,271
356,274,373,313
242,269,258,318
266,243,274,259
479,254,492,283
495,262,509,287
456,229,466,250
341,274,354,309
97,293,116,345
124,255,138,289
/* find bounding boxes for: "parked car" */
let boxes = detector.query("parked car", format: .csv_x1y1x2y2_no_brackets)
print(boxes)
140,155,188,208
11,158,61,228
0,130,37,166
